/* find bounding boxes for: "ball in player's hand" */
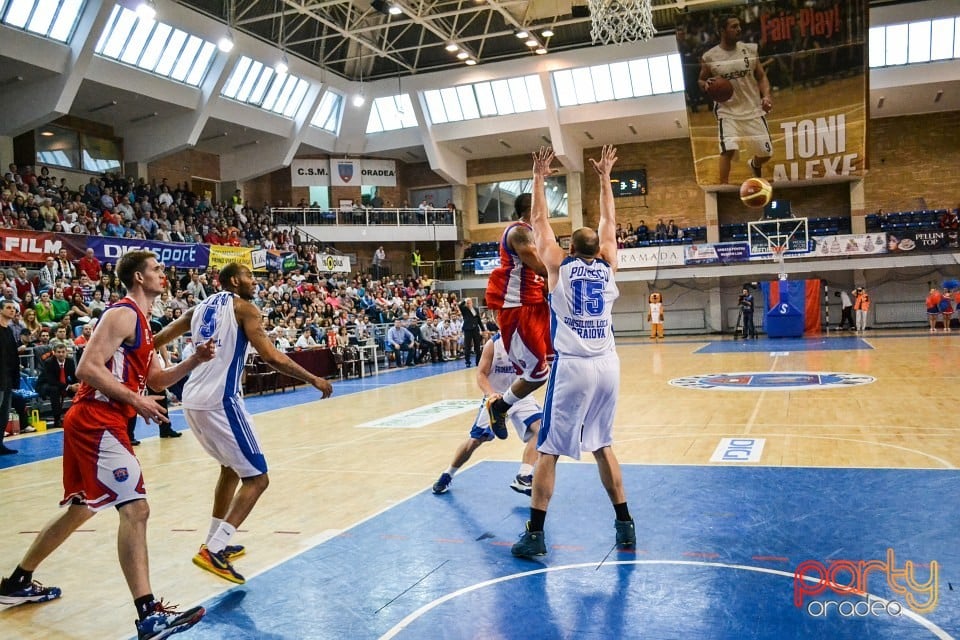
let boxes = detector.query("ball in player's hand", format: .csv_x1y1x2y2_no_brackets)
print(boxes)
705,77,734,103
740,177,773,208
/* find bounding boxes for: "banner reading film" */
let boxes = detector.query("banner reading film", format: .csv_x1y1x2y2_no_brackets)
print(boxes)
676,0,867,187
208,246,255,271
0,229,86,263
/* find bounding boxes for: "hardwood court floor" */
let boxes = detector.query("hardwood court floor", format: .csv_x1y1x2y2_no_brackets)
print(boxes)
0,330,956,639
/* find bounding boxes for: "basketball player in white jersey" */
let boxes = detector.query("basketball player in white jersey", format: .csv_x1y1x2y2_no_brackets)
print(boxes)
512,146,635,558
154,263,333,583
432,333,542,496
699,14,773,184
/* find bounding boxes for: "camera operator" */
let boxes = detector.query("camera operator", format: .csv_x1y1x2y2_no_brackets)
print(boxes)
739,287,757,339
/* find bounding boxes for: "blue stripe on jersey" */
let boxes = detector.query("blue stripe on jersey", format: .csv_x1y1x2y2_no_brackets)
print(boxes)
223,328,249,400
537,354,560,449
222,397,267,475
107,303,142,351
559,255,579,267
548,291,559,348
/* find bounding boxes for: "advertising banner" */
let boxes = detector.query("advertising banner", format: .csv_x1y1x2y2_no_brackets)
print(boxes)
886,230,960,253
316,253,351,273
251,249,268,272
618,245,686,270
0,230,86,263
474,256,501,275
677,0,867,187
291,159,331,187
208,246,254,271
811,233,887,257
86,236,209,269
684,242,751,265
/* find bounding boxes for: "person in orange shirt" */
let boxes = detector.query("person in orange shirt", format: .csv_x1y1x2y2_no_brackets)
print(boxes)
853,287,870,333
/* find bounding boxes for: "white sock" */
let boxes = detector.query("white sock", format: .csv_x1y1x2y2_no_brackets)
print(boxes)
207,522,237,554
206,518,224,546
445,466,460,477
503,388,520,406
518,463,534,477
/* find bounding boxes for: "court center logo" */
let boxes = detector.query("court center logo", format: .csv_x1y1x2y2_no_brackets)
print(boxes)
669,372,875,390
794,549,939,618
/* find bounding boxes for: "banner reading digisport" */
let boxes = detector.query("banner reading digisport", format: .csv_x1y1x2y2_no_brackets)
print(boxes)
676,0,867,187
86,237,210,269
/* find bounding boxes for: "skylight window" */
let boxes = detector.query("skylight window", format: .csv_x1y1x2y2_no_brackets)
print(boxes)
2,0,84,43
869,17,960,67
366,95,418,134
424,74,545,125
552,54,684,107
95,5,216,87
311,90,344,134
221,56,311,118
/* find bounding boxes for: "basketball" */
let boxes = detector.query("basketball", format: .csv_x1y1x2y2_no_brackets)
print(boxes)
740,177,773,208
705,77,734,103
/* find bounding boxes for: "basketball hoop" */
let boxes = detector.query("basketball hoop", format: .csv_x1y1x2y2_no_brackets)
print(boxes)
772,245,788,280
587,0,657,46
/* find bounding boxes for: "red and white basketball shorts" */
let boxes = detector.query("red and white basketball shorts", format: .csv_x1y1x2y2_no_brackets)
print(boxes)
497,303,553,383
61,405,145,512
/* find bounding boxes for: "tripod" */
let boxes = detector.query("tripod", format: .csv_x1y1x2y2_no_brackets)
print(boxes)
733,308,743,339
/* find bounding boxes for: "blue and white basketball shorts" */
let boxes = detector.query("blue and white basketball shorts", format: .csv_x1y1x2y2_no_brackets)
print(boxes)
469,396,542,443
184,398,267,478
538,353,620,460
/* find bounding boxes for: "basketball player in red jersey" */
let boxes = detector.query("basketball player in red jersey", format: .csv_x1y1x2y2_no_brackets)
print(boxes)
0,250,215,640
484,148,554,438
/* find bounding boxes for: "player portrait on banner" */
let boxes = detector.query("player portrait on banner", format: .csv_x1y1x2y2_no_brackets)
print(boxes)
676,0,867,187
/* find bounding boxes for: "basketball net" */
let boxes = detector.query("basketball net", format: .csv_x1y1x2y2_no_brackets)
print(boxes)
587,0,657,46
772,245,788,281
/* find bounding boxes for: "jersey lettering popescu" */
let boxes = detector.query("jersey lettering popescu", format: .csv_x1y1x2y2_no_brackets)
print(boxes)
72,296,153,424
702,42,762,120
550,256,619,358
182,291,249,409
485,221,546,309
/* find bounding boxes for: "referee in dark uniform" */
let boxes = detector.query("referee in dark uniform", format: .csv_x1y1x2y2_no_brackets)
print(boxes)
459,298,483,367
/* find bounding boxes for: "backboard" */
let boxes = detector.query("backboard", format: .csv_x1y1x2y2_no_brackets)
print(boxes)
747,218,810,257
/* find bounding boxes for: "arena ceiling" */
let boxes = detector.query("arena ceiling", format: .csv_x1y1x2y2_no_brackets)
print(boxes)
174,0,699,81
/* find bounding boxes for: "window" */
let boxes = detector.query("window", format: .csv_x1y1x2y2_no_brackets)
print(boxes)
552,54,684,106
477,176,567,224
80,134,121,172
95,5,216,87
424,75,545,124
869,17,960,67
221,56,311,117
366,95,417,133
35,125,81,170
2,0,84,43
310,90,344,133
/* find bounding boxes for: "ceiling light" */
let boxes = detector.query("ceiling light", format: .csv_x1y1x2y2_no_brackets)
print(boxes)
275,56,288,75
457,51,469,60
445,43,459,52
40,130,54,137
136,0,156,21
217,34,234,53
353,93,366,107
535,47,547,55
388,5,403,15
465,59,477,65
525,38,538,47
515,30,528,39
541,29,554,38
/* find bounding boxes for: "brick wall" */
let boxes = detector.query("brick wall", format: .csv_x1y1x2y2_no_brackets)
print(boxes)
147,149,220,193
865,111,960,213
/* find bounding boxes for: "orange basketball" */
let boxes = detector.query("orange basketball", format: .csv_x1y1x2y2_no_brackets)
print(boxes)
706,77,734,103
740,177,773,208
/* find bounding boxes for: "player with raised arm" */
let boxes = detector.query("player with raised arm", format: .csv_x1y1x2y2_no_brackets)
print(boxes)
0,250,213,639
432,332,542,496
512,146,635,558
699,14,773,184
153,263,333,584
483,157,553,440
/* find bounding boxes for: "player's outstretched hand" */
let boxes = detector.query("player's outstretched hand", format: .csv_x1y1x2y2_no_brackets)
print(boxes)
192,340,216,362
313,376,334,398
589,144,618,177
134,394,170,424
532,147,557,179
761,96,772,113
